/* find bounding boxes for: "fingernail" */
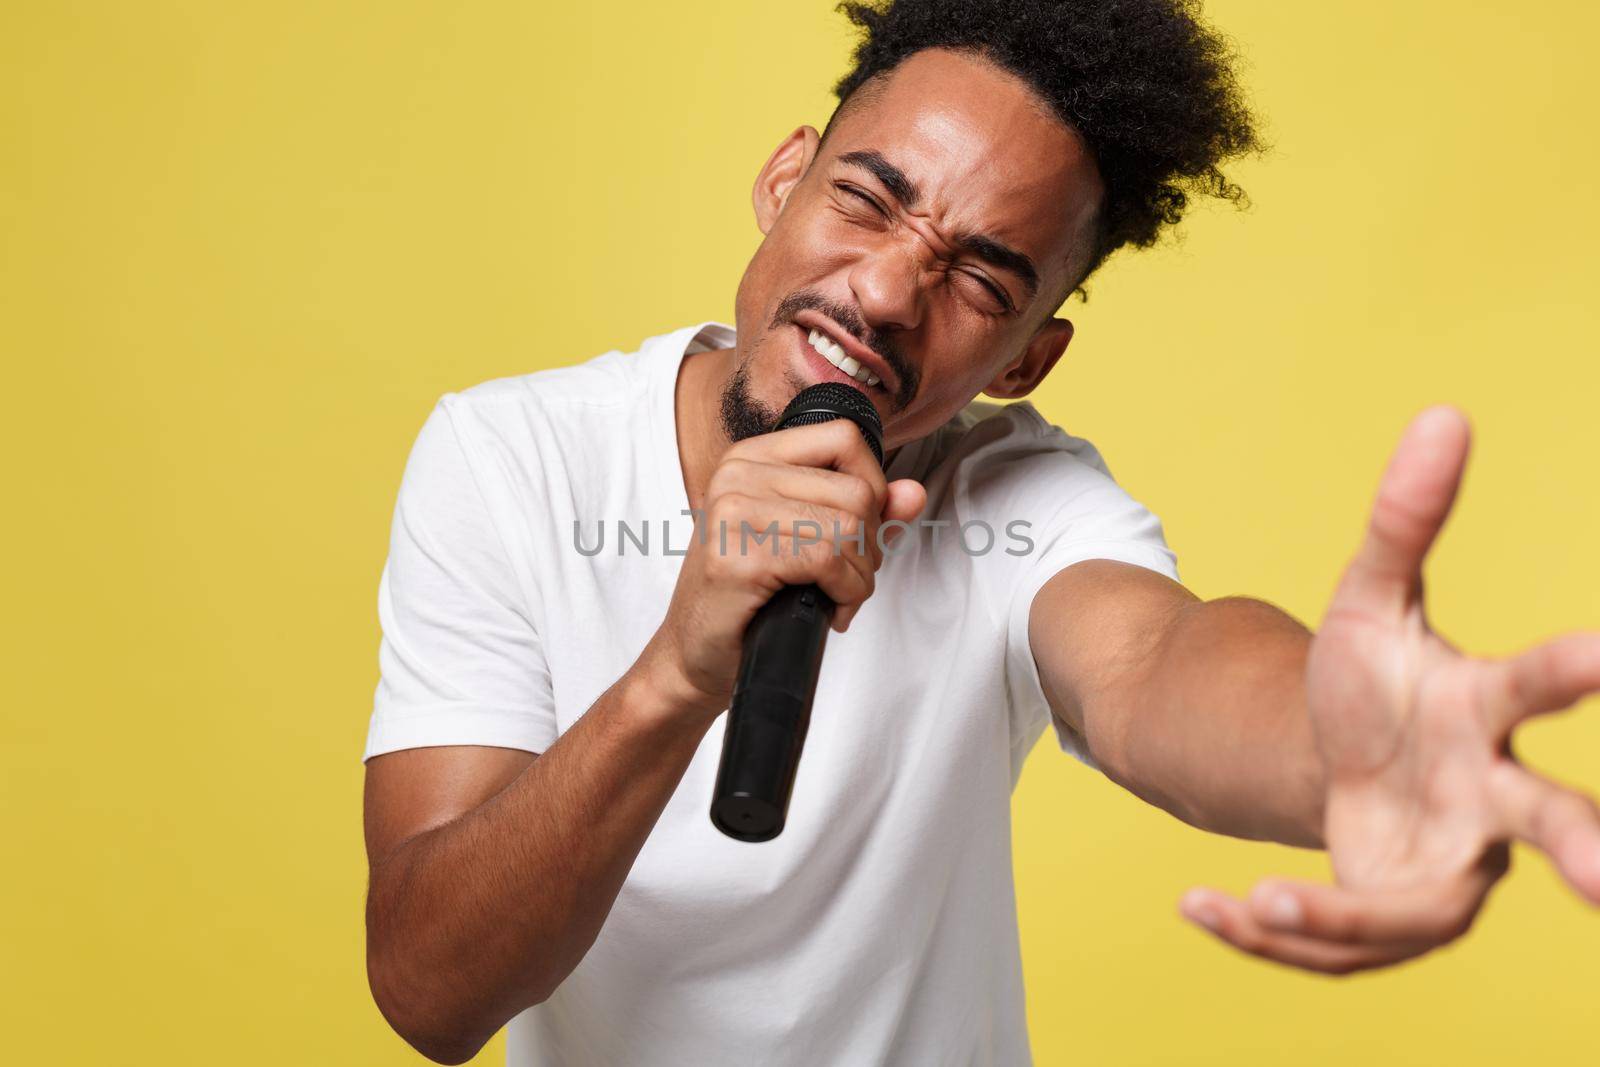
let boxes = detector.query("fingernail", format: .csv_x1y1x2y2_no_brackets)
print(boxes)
1180,890,1221,931
1263,890,1303,929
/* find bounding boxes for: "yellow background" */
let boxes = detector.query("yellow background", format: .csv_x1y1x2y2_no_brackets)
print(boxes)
4,2,1597,1063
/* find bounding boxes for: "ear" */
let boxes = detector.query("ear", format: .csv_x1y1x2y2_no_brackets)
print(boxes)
983,318,1074,399
752,126,821,235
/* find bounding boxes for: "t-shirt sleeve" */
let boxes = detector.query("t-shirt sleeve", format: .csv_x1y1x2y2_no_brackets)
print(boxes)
984,408,1180,768
363,397,558,761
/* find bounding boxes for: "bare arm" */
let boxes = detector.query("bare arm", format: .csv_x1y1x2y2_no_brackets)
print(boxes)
1037,409,1600,976
1030,558,1325,848
363,647,713,1064
363,419,926,1063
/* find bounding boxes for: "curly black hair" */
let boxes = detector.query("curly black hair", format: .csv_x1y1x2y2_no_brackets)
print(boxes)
826,0,1262,298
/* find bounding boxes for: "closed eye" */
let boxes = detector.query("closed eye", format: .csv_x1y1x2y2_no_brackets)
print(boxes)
834,180,1015,314
835,182,887,217
963,271,1012,310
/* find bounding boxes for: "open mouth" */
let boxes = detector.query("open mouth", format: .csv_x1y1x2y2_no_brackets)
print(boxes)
787,313,898,401
802,326,882,388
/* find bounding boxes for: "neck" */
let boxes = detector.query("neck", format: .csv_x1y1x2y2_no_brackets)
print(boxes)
673,345,736,515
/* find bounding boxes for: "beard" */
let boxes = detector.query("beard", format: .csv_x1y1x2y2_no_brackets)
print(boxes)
718,355,783,444
720,286,913,444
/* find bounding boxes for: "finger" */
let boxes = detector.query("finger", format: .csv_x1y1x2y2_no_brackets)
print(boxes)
711,459,884,529
707,491,879,570
705,493,875,609
1482,631,1600,738
730,419,888,505
1331,405,1471,615
1241,863,1499,946
834,481,925,633
883,478,927,529
1488,761,1600,904
801,552,875,626
775,496,885,573
774,515,878,607
1180,888,1428,975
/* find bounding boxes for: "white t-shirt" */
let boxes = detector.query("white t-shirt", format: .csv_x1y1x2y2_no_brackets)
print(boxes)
365,321,1179,1066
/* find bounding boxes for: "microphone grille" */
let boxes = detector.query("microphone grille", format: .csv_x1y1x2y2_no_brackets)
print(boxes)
775,382,885,469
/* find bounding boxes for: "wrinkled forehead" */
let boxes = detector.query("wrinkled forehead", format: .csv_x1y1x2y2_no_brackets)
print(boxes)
820,49,1103,291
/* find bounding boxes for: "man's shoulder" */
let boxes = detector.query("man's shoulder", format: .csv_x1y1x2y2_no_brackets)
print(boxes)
429,328,681,453
448,343,646,416
928,397,1116,485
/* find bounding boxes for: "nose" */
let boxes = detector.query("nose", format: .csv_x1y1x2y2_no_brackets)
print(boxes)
847,242,926,335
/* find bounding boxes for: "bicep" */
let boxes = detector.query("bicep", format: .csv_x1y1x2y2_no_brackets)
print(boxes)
364,745,538,870
1028,558,1196,763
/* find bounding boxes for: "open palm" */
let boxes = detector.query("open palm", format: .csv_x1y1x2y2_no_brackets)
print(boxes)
1181,407,1600,973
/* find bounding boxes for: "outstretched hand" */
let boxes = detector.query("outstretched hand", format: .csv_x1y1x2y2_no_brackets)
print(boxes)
1180,406,1600,974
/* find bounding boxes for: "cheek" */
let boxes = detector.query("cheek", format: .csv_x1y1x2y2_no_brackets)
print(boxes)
775,201,869,271
910,348,1013,418
886,360,966,420
744,221,835,310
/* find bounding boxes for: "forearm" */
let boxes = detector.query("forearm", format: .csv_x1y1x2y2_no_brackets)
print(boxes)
366,650,713,1063
1089,596,1326,848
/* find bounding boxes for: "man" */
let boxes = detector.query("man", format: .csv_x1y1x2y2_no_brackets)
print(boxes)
362,1,1600,1063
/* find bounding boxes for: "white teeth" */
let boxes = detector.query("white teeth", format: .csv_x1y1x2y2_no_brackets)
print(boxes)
805,326,876,387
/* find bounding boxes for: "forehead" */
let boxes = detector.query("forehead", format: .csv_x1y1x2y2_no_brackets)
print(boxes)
821,48,1103,283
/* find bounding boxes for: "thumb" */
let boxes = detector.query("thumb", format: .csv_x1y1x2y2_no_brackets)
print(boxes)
1334,405,1470,614
835,479,925,634
882,478,927,538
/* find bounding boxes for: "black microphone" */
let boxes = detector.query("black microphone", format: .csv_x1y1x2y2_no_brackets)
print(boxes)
710,381,885,842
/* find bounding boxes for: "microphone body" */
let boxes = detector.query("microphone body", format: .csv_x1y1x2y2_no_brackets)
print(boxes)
710,382,885,842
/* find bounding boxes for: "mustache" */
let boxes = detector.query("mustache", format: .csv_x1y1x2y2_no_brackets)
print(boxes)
769,290,915,403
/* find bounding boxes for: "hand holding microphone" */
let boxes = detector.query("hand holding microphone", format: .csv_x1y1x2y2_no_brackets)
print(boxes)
640,384,926,838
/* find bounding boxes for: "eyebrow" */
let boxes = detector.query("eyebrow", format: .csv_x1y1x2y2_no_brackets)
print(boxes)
836,149,1041,302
